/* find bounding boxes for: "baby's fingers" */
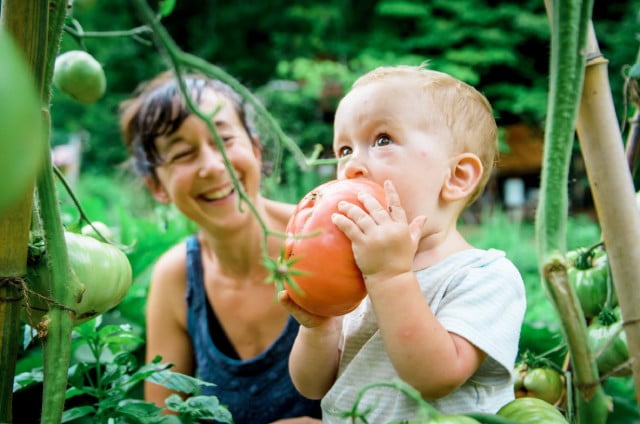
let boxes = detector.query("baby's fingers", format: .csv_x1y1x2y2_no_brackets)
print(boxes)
409,215,428,243
384,180,407,222
332,210,364,242
278,290,328,328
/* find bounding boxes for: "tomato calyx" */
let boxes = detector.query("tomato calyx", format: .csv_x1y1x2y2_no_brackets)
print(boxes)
263,248,306,295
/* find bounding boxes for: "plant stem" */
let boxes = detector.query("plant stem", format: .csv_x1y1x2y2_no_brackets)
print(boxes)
539,0,609,423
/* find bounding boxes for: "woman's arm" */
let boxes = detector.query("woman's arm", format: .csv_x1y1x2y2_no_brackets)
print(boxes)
144,244,194,409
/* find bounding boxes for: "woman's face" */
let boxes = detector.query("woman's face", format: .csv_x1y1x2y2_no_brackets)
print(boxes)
148,89,262,231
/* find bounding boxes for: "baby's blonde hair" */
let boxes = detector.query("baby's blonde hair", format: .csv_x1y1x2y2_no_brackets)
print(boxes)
352,65,498,205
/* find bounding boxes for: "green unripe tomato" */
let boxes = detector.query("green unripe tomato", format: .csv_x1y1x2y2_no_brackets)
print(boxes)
567,248,612,319
428,415,481,423
81,221,113,242
587,309,630,377
0,28,45,213
53,50,106,104
24,232,132,325
522,368,564,405
497,397,568,423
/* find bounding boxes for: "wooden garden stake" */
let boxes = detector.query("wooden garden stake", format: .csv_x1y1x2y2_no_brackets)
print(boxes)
575,22,640,405
1,1,74,423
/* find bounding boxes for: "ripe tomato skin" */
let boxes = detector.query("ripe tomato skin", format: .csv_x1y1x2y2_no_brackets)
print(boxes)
284,178,386,317
497,397,569,423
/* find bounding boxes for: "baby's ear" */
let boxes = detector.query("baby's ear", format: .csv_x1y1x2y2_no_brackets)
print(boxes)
441,153,483,202
145,176,171,204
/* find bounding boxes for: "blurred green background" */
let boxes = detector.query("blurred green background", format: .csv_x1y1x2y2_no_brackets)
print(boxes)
11,0,640,422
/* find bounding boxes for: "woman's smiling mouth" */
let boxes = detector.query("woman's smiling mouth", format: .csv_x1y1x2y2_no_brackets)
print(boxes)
199,185,235,201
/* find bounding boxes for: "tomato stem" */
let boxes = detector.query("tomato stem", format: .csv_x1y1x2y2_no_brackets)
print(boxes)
338,379,439,422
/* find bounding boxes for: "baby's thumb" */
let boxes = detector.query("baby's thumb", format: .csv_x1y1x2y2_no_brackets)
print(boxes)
409,215,428,243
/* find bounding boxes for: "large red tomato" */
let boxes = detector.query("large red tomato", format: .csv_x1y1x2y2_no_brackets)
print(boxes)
284,178,386,317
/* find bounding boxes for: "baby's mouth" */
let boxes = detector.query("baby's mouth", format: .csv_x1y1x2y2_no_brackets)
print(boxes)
200,185,235,201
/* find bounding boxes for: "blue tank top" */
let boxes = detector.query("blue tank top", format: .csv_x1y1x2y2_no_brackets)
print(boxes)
185,236,322,423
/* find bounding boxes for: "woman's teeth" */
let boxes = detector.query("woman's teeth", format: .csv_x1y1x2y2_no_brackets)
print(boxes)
201,185,234,201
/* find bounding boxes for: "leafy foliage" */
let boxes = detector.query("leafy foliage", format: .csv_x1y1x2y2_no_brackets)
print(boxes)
52,0,640,189
14,317,231,424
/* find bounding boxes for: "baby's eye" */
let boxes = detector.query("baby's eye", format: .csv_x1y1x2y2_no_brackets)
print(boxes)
336,145,353,158
374,135,392,147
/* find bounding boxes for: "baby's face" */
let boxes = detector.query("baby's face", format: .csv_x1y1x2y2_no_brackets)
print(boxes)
332,76,453,222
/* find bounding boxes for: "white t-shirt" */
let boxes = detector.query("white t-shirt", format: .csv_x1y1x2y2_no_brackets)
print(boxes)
320,248,526,423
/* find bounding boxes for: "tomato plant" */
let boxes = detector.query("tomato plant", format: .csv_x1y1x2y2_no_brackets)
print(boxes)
53,50,106,104
283,178,386,316
497,397,568,423
0,27,45,213
587,308,630,377
25,232,132,325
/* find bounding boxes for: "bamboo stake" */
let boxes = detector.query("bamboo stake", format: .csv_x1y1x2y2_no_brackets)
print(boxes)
575,22,640,405
0,195,32,422
0,0,48,420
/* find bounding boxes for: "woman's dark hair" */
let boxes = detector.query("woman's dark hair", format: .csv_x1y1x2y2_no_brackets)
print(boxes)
119,72,257,180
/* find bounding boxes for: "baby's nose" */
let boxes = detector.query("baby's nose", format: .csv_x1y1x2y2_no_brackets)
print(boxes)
341,157,369,179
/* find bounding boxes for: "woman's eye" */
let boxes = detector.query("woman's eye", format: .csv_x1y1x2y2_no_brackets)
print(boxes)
374,135,392,147
168,150,195,163
337,145,353,157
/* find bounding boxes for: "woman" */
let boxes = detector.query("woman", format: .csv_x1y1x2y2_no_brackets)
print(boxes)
120,72,321,423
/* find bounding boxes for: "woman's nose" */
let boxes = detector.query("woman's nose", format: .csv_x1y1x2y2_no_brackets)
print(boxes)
197,144,226,178
340,156,369,179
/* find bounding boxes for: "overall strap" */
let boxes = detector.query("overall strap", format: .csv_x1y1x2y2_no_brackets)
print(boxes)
185,235,240,359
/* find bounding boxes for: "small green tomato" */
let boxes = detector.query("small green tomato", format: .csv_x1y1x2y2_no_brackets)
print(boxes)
53,50,106,104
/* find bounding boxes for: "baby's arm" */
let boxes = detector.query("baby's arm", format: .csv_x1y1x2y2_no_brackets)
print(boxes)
366,272,486,398
279,291,342,399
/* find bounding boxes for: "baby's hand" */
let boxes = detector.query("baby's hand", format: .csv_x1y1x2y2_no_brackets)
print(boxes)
278,290,333,328
332,180,426,285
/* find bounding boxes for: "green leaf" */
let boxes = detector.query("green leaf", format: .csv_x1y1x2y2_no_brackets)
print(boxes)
376,0,430,18
116,399,166,423
61,406,96,423
147,369,216,395
13,368,44,392
165,394,233,423
158,0,176,17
